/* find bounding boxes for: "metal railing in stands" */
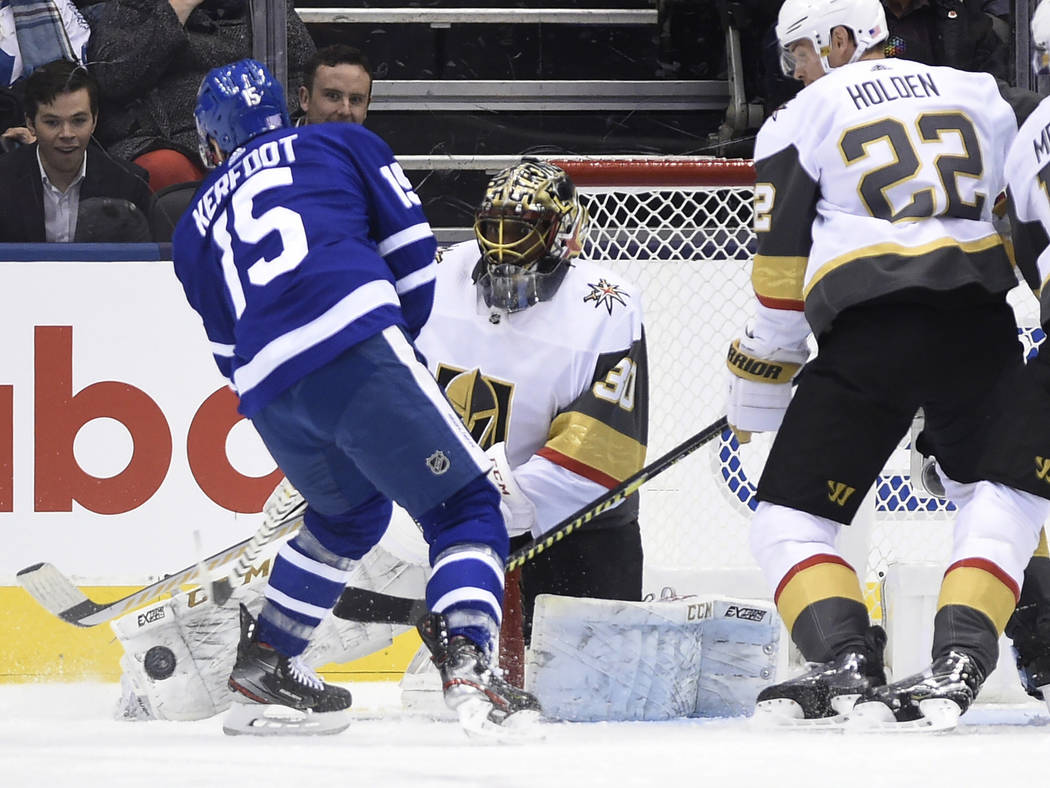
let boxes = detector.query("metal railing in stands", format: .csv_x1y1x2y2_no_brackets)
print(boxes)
368,79,729,111
295,8,657,26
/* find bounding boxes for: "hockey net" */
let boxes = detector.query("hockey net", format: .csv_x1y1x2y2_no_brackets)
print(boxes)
551,156,1045,614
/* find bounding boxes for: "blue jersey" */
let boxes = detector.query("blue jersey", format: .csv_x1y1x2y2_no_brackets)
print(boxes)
172,123,437,416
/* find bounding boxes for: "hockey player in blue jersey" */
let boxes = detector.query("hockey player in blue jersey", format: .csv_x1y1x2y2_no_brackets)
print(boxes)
171,59,539,738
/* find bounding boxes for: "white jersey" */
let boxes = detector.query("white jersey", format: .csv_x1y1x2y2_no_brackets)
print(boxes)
417,241,648,534
752,57,1019,342
1005,95,1050,329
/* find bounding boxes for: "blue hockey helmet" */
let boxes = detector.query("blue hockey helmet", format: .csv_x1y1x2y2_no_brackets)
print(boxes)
194,58,290,168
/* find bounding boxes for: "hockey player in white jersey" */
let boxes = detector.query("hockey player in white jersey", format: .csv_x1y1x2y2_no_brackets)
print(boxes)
728,0,1043,729
986,0,1050,714
421,159,648,641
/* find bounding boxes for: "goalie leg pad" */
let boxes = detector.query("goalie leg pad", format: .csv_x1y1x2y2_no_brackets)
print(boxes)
526,594,780,721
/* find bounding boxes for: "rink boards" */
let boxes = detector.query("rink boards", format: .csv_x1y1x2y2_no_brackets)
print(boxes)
0,245,419,681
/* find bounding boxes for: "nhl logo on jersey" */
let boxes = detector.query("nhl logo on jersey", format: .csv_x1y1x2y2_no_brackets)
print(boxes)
426,450,451,475
583,279,629,314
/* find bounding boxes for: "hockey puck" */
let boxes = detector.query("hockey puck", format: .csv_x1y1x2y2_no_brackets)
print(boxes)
143,645,176,680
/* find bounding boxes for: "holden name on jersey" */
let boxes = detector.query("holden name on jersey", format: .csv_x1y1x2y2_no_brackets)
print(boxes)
845,70,939,110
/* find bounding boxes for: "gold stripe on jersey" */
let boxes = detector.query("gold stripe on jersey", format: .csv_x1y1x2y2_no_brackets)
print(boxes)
1036,528,1049,559
541,411,645,487
803,233,1004,298
752,254,808,309
938,561,1018,634
774,554,864,633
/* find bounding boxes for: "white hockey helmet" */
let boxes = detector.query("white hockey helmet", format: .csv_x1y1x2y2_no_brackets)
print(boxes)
776,0,888,76
1033,0,1050,74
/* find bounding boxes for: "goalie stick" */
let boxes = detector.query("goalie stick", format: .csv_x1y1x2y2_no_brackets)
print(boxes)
208,478,305,606
22,417,730,628
333,414,731,624
16,499,305,628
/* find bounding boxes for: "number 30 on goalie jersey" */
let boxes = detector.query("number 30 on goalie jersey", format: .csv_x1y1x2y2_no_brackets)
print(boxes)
751,58,1018,337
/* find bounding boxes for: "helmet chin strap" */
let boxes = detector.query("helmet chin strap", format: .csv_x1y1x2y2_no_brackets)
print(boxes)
823,42,868,72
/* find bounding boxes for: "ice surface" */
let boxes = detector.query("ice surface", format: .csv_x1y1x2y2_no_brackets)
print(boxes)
2,682,1050,788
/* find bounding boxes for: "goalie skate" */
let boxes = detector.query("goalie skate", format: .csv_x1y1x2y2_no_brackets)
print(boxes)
417,612,543,742
847,650,983,733
752,626,886,729
223,604,351,736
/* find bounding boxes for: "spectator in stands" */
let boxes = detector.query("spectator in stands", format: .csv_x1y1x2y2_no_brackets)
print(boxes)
0,59,152,242
297,44,372,126
880,0,1010,82
86,0,315,192
0,0,91,152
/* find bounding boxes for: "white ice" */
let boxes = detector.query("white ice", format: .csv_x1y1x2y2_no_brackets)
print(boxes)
3,683,1050,788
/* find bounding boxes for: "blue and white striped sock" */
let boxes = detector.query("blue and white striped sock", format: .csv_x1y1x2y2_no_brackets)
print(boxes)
257,528,356,656
426,543,504,652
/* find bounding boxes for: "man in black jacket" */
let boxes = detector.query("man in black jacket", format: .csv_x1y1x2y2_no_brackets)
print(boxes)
881,0,1010,82
0,59,153,243
86,0,315,192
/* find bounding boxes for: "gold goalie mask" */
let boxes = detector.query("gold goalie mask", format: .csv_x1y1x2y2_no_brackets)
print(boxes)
473,159,588,312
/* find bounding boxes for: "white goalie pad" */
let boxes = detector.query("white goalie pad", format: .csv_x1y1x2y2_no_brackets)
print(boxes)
526,593,781,721
113,538,423,722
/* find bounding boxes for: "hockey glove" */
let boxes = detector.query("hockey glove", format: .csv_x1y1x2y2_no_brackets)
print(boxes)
486,442,537,537
726,332,807,443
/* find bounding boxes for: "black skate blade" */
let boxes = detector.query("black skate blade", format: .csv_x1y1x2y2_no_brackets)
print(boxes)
846,698,962,733
222,702,350,736
751,697,849,729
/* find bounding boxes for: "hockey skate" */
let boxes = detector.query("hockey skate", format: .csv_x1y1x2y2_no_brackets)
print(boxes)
417,612,543,742
752,626,886,728
223,604,352,736
848,650,985,732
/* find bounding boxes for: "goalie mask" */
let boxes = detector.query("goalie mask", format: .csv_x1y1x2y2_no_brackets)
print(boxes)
776,0,887,77
1034,0,1050,74
194,58,290,169
473,159,588,312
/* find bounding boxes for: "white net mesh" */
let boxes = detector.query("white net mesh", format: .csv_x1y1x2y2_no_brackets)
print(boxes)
559,156,1044,603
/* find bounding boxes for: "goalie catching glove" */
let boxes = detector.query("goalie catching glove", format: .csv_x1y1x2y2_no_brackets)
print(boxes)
726,328,807,443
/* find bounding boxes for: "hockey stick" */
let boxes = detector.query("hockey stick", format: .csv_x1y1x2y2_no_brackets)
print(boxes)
208,478,306,606
333,586,428,624
16,500,305,628
332,414,731,624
